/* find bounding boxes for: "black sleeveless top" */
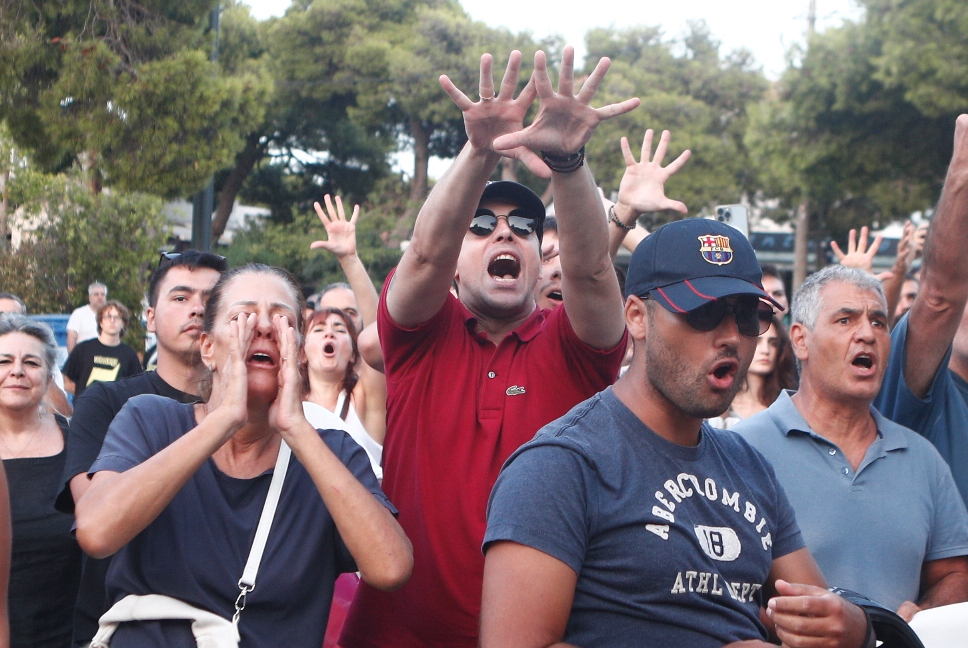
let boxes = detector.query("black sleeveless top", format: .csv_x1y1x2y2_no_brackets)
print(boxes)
5,415,82,648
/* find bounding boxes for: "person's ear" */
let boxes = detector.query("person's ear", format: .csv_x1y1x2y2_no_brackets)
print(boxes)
625,295,649,341
789,322,809,363
146,306,156,334
199,332,216,371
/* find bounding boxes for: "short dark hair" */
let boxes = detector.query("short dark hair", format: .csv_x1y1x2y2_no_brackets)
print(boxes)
0,293,26,313
148,250,228,307
543,216,558,233
760,263,780,280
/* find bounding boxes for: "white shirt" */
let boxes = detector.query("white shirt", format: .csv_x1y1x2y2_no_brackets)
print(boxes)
67,304,99,344
302,400,383,481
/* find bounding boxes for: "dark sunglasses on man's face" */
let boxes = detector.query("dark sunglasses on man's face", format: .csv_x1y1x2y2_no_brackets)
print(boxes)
469,209,538,238
682,295,775,337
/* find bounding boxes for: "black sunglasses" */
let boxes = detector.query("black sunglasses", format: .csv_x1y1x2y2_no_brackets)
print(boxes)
681,295,774,337
469,209,538,238
157,251,227,270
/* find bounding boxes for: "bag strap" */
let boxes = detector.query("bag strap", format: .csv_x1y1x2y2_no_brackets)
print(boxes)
233,440,291,626
337,390,351,421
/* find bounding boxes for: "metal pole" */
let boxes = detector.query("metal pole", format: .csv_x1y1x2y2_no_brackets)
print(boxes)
190,5,220,252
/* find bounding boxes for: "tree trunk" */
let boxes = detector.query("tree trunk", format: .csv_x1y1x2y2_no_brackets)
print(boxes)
212,133,265,243
793,199,810,291
0,167,9,252
410,116,430,205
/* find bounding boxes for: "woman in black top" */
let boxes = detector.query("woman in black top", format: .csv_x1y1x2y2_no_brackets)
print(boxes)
0,313,81,648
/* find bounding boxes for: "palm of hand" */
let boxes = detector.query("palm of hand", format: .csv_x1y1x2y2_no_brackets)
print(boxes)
619,167,671,212
322,220,357,257
463,100,531,152
520,96,601,155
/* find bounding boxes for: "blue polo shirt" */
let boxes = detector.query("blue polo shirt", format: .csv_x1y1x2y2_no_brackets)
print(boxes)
874,313,968,506
736,391,968,611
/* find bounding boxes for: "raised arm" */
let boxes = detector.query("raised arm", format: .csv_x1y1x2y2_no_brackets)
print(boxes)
882,221,914,327
311,194,380,328
607,130,690,259
386,51,539,328
270,317,410,589
905,114,968,397
493,48,640,349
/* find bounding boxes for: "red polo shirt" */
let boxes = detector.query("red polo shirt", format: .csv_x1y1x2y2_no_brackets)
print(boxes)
340,274,627,647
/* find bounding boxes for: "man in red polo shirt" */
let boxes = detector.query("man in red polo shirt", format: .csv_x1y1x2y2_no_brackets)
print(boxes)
341,47,647,647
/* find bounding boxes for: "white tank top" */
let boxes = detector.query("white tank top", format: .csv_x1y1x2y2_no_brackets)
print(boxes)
302,395,383,480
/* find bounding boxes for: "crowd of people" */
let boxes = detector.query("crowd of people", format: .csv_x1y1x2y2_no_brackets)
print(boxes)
0,46,966,648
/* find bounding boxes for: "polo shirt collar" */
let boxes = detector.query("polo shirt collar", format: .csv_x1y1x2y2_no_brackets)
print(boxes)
459,301,545,343
769,390,908,452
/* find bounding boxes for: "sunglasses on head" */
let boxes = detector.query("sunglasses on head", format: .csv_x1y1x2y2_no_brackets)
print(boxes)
677,295,775,337
469,209,539,238
157,251,227,271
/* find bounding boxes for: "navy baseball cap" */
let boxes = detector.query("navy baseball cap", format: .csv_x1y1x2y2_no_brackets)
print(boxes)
625,218,781,312
480,181,546,242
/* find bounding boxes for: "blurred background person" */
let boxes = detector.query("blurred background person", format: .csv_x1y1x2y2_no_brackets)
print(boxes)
0,314,80,648
66,283,107,352
61,301,141,399
709,315,798,428
0,295,71,418
302,308,385,480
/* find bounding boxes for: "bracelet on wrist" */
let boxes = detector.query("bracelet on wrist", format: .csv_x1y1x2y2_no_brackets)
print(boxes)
608,205,635,232
541,146,585,173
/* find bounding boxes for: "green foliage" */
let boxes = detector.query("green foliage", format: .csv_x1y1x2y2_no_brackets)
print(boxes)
584,23,769,224
0,0,271,198
746,13,956,240
225,173,410,294
866,0,968,117
0,169,170,347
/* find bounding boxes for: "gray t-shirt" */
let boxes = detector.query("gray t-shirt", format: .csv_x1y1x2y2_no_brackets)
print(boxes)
736,390,968,610
485,388,804,647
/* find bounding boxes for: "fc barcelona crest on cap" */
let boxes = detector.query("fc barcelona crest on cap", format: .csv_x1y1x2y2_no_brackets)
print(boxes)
698,235,733,266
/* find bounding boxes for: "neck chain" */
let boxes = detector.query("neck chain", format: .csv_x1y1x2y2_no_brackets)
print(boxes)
0,421,45,459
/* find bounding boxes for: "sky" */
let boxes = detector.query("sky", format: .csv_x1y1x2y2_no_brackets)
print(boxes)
243,0,866,178
244,0,865,79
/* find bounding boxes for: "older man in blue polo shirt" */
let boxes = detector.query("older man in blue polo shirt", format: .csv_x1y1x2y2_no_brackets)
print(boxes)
736,265,968,622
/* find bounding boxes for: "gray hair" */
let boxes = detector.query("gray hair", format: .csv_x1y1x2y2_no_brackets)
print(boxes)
0,313,58,376
0,293,26,313
88,281,107,295
792,265,887,330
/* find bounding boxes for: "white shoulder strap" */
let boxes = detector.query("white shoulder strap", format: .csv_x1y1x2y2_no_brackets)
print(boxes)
240,440,291,590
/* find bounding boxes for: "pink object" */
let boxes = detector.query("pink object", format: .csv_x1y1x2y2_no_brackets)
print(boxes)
322,573,360,648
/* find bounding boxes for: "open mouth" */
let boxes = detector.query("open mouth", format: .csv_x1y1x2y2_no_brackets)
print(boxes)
247,351,275,367
547,290,563,302
851,352,875,373
488,254,521,283
709,358,739,390
322,342,336,356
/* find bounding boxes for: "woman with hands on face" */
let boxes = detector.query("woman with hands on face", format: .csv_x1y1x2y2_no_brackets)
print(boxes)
73,264,411,648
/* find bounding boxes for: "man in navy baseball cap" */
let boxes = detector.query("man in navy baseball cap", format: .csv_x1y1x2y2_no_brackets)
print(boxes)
625,217,782,314
481,215,872,648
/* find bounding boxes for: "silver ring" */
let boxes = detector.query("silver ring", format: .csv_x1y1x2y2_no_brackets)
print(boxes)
479,92,495,101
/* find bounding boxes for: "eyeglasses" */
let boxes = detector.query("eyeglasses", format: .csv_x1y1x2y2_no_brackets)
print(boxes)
680,296,774,337
469,209,539,238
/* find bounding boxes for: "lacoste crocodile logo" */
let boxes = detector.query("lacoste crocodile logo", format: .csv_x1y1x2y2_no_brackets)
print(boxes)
506,385,526,396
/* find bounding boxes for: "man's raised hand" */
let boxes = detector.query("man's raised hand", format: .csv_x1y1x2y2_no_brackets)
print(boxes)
617,129,691,215
492,46,640,177
439,50,541,172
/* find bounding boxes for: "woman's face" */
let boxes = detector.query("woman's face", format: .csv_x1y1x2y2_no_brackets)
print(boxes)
201,273,300,402
749,323,780,377
304,313,354,379
0,332,51,412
